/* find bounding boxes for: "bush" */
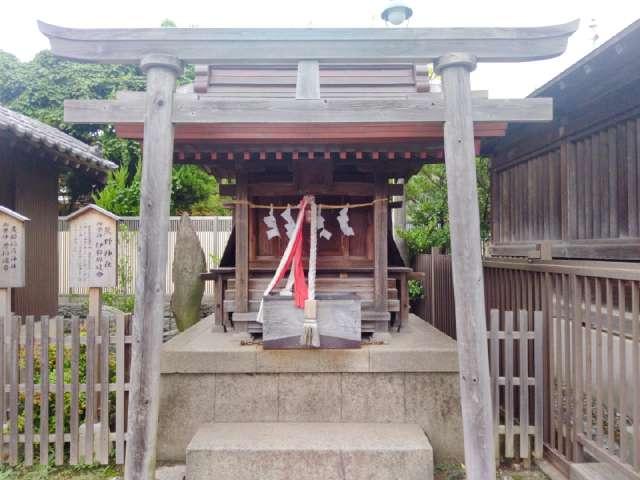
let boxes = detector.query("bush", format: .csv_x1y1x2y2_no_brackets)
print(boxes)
401,157,490,258
14,329,117,442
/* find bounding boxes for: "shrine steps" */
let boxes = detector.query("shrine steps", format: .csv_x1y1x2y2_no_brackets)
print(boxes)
186,422,434,480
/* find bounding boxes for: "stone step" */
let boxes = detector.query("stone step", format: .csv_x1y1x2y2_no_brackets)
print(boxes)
186,422,433,480
569,462,629,480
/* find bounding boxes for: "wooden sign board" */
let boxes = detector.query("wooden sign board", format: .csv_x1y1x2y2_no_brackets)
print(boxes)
66,205,119,289
262,293,361,349
0,206,29,288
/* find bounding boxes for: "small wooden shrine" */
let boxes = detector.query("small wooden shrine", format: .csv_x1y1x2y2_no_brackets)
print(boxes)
113,64,534,336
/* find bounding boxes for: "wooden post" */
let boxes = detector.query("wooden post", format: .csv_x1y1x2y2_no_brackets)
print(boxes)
374,173,388,316
392,179,409,265
435,53,496,479
235,172,249,314
0,288,10,338
124,54,183,480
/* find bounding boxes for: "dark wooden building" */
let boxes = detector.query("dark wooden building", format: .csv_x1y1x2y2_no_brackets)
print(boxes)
0,105,115,315
486,19,640,261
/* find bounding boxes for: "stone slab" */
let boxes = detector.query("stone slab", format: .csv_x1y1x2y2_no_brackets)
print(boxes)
570,463,629,480
186,422,433,480
278,373,342,422
161,320,257,373
161,314,458,374
404,372,465,463
214,374,278,422
340,373,405,423
157,374,215,462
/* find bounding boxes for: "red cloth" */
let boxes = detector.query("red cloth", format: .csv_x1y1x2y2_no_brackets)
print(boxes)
270,198,309,308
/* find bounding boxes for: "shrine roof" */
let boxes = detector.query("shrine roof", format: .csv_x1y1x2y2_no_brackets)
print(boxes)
0,104,116,174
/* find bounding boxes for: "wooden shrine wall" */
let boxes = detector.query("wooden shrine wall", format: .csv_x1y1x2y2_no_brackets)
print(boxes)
250,195,373,269
490,87,640,261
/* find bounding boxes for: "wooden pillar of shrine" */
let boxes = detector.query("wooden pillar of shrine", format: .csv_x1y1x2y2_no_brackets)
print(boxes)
124,54,183,480
436,53,496,479
235,172,249,313
373,173,389,316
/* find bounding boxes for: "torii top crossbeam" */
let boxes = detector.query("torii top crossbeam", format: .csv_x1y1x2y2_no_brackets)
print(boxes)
39,20,578,64
39,19,578,480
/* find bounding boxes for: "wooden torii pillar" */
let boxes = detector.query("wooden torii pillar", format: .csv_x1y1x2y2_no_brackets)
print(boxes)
127,54,183,478
436,53,495,477
39,20,578,480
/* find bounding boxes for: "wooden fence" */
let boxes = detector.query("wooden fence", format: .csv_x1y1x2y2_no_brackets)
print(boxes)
414,252,639,475
0,313,131,466
58,216,232,297
413,249,456,338
484,258,640,478
488,309,544,462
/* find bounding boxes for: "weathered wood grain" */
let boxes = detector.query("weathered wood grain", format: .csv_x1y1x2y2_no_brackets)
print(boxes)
9,317,18,465
70,317,80,464
85,315,95,464
234,173,249,314
124,57,181,480
24,315,34,465
295,61,320,100
39,316,49,464
438,54,496,478
55,317,64,465
64,95,554,124
373,174,388,315
39,20,579,64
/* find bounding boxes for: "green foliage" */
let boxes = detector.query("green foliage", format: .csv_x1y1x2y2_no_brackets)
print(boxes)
401,157,491,257
14,333,116,440
0,463,120,479
408,279,424,300
0,45,201,213
95,161,228,216
101,225,135,313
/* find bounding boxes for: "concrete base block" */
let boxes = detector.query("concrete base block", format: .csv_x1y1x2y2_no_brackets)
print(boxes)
570,462,628,480
186,422,433,480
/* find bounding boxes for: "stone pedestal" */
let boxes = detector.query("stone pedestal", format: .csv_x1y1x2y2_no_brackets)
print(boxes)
157,314,464,465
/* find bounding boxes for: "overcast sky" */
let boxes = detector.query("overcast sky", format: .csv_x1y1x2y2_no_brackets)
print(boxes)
1,0,639,98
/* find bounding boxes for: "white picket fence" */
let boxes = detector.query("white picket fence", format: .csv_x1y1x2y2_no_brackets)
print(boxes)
58,216,232,297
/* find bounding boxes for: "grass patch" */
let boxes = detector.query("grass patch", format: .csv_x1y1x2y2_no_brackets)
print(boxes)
0,464,121,480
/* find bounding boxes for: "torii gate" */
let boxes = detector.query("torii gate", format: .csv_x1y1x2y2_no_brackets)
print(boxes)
39,20,578,480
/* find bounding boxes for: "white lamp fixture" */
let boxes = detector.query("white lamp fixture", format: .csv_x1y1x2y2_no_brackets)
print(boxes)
381,1,413,26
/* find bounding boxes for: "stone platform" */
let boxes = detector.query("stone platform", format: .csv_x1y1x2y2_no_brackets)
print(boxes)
157,314,464,464
186,422,433,480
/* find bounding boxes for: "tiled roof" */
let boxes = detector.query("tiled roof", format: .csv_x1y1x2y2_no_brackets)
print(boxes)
0,104,117,173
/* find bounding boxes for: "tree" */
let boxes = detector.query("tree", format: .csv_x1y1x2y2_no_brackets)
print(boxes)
0,20,204,215
401,157,490,257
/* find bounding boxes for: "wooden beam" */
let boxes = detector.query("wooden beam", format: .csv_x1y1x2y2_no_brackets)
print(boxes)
436,53,496,478
65,94,553,124
124,54,182,480
39,20,578,64
296,61,320,100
